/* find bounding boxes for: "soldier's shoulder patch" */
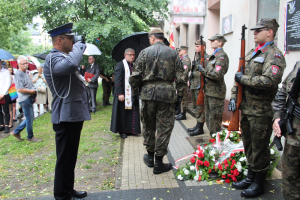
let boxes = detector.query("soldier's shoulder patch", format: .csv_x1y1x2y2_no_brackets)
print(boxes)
220,57,224,60
272,65,279,75
275,53,281,58
216,65,222,72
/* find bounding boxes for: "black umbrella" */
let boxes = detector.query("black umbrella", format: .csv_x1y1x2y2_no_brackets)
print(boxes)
33,53,48,60
111,32,170,62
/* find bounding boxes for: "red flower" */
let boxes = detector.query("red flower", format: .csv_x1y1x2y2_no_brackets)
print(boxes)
197,160,203,166
218,163,223,171
222,175,226,179
210,138,216,143
230,165,234,169
227,174,231,177
198,152,204,158
232,176,237,182
204,161,210,167
232,160,236,165
231,170,234,174
208,169,212,174
225,164,229,169
224,159,228,164
214,166,216,170
233,169,239,176
198,175,202,181
190,156,196,163
225,179,231,184
204,144,208,147
230,153,235,157
229,158,232,161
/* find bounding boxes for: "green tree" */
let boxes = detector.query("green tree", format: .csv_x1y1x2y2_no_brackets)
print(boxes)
29,0,169,73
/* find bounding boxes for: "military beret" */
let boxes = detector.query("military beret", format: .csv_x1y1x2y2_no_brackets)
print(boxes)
195,40,206,47
148,28,164,36
208,34,227,43
250,18,279,33
48,23,74,37
179,45,189,51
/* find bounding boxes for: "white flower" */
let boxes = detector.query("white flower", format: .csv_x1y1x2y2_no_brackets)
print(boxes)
235,162,242,172
210,150,216,157
225,139,230,143
194,175,199,181
270,149,275,155
212,133,216,138
243,169,248,176
219,131,223,135
239,157,246,162
184,169,190,175
196,150,199,154
188,162,191,165
177,175,183,180
183,168,187,172
212,156,216,161
230,133,234,138
190,166,195,171
199,170,203,175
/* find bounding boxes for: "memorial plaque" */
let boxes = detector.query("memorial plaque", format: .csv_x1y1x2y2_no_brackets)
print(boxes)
286,0,300,51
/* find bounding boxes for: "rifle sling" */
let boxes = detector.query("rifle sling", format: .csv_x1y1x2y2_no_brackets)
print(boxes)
293,104,300,119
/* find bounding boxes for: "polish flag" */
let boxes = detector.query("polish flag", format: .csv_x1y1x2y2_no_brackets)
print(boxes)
169,31,175,49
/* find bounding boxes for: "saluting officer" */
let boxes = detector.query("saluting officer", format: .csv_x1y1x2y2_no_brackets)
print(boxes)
229,18,286,198
44,23,91,200
188,40,209,136
175,45,191,120
198,34,229,137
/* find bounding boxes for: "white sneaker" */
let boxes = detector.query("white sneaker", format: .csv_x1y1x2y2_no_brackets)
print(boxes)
21,116,26,120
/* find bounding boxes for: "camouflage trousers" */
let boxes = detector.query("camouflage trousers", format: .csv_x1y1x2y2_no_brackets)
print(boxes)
182,85,188,111
282,142,300,200
141,100,175,156
241,114,272,172
102,79,111,101
191,89,205,123
204,95,224,136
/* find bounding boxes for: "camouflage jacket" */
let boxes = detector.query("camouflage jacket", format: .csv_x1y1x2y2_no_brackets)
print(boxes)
200,48,229,98
231,42,286,117
272,61,300,146
129,41,185,103
181,55,191,82
191,52,209,90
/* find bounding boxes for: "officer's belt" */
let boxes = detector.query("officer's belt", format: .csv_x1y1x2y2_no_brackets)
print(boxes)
144,80,173,85
293,104,300,119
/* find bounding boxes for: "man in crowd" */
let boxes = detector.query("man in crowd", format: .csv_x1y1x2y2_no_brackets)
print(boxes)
85,55,100,113
11,56,42,142
229,18,286,198
175,45,191,120
199,34,229,137
0,60,11,133
129,28,185,174
188,40,209,136
44,23,90,200
100,65,112,107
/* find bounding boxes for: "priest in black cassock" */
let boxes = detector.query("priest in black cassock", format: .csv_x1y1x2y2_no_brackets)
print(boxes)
110,48,141,139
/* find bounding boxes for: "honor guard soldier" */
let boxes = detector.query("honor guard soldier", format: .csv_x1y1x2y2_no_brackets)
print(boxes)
44,23,91,200
229,18,286,198
272,61,300,200
188,40,209,136
198,34,229,137
175,45,191,120
129,28,186,174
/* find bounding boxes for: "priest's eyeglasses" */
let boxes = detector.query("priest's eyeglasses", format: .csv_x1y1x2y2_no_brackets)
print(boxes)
126,54,135,56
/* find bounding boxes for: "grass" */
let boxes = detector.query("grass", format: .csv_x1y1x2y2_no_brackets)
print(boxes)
0,85,120,199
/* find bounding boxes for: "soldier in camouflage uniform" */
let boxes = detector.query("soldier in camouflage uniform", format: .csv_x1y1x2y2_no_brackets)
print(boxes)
272,61,300,200
188,40,209,136
229,19,286,198
175,46,191,120
198,34,229,137
129,28,185,174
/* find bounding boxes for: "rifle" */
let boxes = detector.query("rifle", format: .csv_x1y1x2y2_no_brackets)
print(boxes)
188,52,197,92
196,35,205,105
228,24,247,131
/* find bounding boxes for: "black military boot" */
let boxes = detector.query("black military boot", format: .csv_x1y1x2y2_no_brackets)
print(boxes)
175,103,181,115
187,124,197,132
103,101,107,107
143,151,154,168
240,171,266,198
232,167,256,189
175,110,186,120
153,155,172,174
189,123,204,136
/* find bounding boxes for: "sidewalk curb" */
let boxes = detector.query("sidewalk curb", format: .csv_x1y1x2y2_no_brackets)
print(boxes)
114,137,124,189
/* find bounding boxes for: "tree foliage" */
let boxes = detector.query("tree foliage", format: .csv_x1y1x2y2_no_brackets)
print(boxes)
29,0,169,73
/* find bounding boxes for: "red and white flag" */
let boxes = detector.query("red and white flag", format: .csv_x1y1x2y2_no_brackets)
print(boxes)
169,31,175,49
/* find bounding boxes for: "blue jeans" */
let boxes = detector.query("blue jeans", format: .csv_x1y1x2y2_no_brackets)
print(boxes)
14,98,34,139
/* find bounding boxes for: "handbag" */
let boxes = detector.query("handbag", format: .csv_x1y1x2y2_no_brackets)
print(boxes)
28,93,37,104
37,85,46,93
8,83,18,101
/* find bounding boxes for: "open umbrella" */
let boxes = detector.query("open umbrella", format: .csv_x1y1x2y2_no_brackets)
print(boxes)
0,49,16,60
83,43,102,55
33,53,48,60
111,32,170,62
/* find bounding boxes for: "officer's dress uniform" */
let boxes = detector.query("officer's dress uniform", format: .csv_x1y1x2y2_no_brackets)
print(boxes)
44,43,91,199
272,61,300,200
85,62,100,112
200,47,229,136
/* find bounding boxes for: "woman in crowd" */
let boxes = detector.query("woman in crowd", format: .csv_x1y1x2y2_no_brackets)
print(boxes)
8,66,17,126
32,66,48,113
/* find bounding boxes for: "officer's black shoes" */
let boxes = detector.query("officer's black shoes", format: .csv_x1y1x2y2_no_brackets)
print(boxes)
0,126,4,131
103,102,107,107
153,155,172,174
120,133,127,139
106,100,112,106
189,123,204,136
240,172,266,198
175,108,181,115
232,168,256,190
187,124,197,132
72,190,87,198
144,151,155,168
4,126,9,133
175,110,186,120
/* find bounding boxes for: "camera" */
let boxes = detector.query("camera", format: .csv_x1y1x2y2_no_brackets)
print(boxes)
73,33,85,44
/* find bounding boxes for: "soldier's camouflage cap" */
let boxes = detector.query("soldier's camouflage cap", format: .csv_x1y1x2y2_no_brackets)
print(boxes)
208,34,227,43
48,23,74,37
195,40,206,47
250,18,279,33
149,28,164,36
179,45,188,51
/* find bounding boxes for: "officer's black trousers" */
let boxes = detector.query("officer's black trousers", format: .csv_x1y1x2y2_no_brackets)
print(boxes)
87,87,97,110
53,121,84,200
